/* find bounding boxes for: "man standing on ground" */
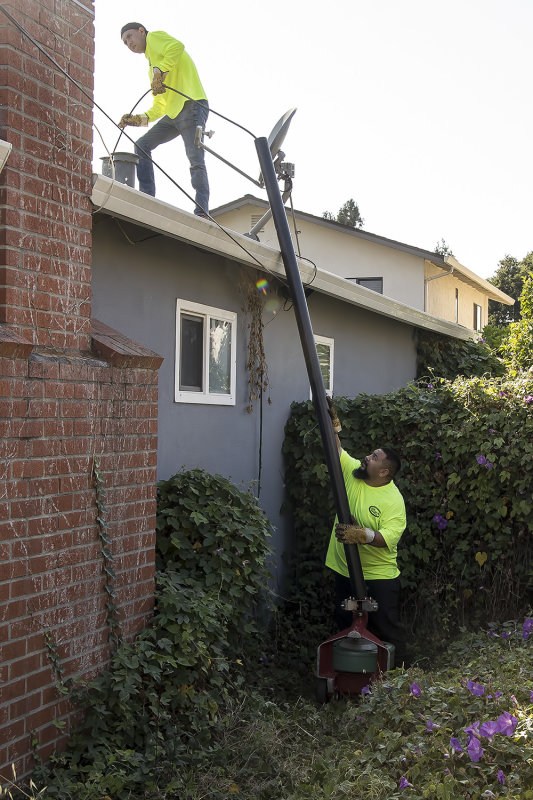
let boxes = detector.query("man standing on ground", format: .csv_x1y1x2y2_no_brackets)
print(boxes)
118,22,210,217
325,398,408,666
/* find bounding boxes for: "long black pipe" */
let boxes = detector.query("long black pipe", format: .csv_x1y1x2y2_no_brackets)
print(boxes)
255,137,367,601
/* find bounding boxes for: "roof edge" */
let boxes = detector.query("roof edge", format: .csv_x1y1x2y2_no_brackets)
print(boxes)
91,175,477,342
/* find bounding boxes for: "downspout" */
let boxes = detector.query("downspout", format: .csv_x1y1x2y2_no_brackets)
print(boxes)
424,258,454,312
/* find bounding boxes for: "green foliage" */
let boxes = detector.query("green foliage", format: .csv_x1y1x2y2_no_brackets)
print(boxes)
323,198,364,228
434,238,454,257
481,323,510,352
31,469,272,799
416,330,505,380
488,252,533,325
281,375,533,658
30,619,533,799
499,272,533,375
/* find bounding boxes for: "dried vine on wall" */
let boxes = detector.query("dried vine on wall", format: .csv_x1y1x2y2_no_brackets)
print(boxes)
241,272,272,413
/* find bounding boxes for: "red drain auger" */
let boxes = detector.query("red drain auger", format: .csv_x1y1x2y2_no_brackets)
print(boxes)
254,136,392,702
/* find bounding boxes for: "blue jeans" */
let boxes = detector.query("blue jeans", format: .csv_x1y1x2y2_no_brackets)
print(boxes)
134,99,209,215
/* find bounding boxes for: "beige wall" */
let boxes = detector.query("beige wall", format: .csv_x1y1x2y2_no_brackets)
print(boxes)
214,204,500,331
425,261,487,330
215,204,425,309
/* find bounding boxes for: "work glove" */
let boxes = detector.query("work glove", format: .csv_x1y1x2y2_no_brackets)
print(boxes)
326,395,342,433
151,70,166,95
336,516,376,544
118,113,148,128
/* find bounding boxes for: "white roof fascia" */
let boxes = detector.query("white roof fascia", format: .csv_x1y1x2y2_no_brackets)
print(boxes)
443,256,514,305
213,196,515,307
91,175,474,341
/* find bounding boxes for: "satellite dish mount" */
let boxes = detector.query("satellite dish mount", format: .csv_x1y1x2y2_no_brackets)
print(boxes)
194,108,297,239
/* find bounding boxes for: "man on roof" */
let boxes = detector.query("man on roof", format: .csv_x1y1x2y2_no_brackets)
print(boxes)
118,23,210,218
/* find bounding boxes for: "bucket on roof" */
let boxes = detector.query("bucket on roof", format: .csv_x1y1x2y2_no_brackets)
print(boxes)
101,151,139,188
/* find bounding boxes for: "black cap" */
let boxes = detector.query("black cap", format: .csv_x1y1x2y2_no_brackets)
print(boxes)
120,22,146,38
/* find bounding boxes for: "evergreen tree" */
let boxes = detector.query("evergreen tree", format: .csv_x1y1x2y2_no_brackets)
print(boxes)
323,198,364,228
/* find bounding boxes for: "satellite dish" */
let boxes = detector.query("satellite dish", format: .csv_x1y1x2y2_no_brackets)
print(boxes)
268,108,297,158
258,108,297,187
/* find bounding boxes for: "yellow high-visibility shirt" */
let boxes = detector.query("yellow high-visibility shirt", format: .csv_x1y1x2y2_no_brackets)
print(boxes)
325,449,406,580
143,31,207,122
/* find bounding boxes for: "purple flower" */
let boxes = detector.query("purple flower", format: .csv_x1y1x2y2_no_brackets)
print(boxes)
435,451,442,459
523,618,533,640
496,712,517,736
450,737,463,753
525,395,533,403
215,547,224,553
432,513,448,530
479,720,500,739
485,460,493,469
489,428,495,435
530,690,533,703
488,629,498,638
467,736,484,762
477,455,487,465
464,721,480,737
399,776,412,789
426,718,439,732
467,680,485,697
361,685,371,695
427,383,434,389
497,770,505,786
410,682,421,697
501,631,511,640
498,391,505,397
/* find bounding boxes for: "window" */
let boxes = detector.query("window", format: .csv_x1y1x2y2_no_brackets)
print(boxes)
175,300,236,404
473,303,482,332
314,335,334,396
349,277,383,294
455,289,459,323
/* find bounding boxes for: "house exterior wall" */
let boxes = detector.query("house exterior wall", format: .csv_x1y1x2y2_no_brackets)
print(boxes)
91,216,417,581
0,1,160,775
425,261,489,330
215,204,425,309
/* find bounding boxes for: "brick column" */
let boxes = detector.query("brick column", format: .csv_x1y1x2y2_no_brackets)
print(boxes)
0,0,93,350
0,2,162,777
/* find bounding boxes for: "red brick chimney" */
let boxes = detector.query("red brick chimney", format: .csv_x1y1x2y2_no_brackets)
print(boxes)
0,0,161,776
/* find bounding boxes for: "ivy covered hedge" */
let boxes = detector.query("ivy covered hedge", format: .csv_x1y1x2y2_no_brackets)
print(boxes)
281,373,533,649
32,469,273,798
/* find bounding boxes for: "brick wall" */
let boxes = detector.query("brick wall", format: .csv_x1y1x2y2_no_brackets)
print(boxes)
0,1,162,777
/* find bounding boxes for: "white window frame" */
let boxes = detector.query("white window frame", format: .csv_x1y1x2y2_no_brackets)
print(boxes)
473,303,482,332
175,299,237,405
313,334,334,397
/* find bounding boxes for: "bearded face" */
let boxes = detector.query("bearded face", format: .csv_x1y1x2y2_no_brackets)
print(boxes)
352,458,369,480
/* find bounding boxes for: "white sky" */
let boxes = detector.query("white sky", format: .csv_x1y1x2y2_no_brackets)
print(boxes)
92,0,533,280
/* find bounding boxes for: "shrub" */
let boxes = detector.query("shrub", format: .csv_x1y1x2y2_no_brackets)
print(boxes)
30,469,272,799
281,375,533,659
416,330,505,381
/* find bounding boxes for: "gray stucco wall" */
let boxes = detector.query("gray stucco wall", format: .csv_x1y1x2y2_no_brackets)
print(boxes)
91,215,417,584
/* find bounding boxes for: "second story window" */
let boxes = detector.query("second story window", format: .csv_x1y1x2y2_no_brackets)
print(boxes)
349,277,383,294
175,300,236,405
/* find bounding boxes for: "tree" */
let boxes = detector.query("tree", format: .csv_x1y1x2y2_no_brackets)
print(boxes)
499,270,533,374
487,253,532,325
434,238,454,257
323,198,364,228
